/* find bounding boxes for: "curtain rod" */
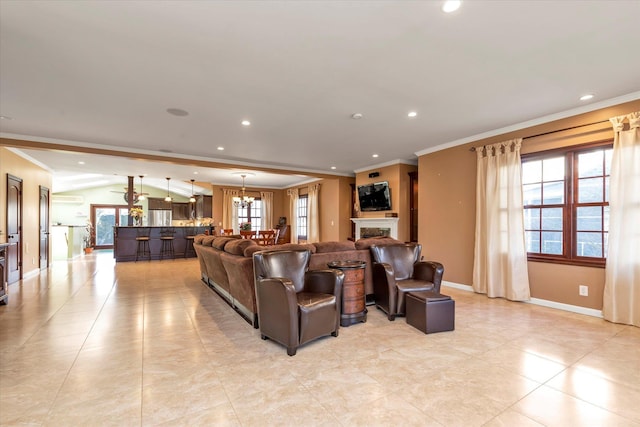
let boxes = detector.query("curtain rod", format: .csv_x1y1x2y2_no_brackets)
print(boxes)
469,119,610,152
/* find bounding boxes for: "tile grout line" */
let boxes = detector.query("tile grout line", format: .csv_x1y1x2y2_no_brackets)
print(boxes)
43,257,118,422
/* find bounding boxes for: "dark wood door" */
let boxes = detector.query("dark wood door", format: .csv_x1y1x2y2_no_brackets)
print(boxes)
39,186,50,270
409,172,418,243
6,174,22,284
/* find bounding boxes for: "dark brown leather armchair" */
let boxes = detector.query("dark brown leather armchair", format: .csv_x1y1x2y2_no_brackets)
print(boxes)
370,244,444,321
253,250,344,356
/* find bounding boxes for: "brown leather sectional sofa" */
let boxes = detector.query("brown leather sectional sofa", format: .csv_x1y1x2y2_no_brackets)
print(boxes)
193,235,401,327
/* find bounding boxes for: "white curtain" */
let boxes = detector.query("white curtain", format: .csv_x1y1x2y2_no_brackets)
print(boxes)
260,191,273,230
603,112,640,327
307,184,320,243
288,188,299,244
472,139,530,301
222,188,240,234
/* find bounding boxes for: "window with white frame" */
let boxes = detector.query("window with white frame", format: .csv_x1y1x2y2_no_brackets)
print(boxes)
296,195,308,241
237,199,262,231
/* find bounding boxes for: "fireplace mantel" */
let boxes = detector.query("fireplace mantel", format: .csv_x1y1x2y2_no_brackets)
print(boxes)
351,217,399,240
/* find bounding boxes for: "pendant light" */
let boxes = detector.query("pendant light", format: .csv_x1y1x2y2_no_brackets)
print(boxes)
138,175,145,201
164,177,172,202
189,179,196,203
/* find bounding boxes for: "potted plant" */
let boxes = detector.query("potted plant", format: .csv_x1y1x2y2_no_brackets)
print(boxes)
84,221,94,254
240,221,252,231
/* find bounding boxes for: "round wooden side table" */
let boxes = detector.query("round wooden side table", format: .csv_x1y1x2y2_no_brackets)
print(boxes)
327,260,367,327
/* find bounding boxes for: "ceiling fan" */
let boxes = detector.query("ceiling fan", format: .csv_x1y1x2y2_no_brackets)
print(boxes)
109,188,149,203
110,175,149,203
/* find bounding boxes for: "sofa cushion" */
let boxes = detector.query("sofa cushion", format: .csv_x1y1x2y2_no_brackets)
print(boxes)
225,239,258,256
355,236,401,250
212,236,238,250
194,234,207,244
314,240,356,253
201,235,216,246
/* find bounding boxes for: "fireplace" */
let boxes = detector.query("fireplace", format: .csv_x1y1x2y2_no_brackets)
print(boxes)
351,218,399,240
360,227,391,238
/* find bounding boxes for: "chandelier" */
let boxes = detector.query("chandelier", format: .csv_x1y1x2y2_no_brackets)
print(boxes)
233,174,255,208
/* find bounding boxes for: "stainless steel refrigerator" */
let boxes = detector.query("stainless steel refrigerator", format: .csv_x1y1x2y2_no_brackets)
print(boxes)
148,210,172,226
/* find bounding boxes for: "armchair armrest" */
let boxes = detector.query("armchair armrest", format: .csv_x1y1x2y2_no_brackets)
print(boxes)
256,277,298,323
413,261,445,292
372,262,397,289
305,269,344,297
372,261,400,320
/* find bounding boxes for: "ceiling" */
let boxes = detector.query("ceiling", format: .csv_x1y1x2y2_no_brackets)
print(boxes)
1,1,639,193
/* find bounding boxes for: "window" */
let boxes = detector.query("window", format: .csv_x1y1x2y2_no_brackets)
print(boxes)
522,142,611,266
237,199,262,230
297,195,308,241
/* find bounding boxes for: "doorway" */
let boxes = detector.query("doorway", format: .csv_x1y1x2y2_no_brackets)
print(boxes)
409,171,418,243
6,174,22,284
90,204,134,249
39,186,50,270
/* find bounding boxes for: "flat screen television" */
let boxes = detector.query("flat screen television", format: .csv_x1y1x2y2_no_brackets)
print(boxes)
357,181,392,211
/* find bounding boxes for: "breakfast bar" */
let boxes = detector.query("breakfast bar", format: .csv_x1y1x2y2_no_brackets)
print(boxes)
113,226,210,262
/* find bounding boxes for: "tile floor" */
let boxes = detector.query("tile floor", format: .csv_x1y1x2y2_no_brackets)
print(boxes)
1,251,639,426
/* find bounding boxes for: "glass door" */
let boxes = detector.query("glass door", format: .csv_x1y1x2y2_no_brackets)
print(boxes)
91,204,135,249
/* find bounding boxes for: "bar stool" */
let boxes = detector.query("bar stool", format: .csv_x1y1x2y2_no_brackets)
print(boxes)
159,227,175,260
184,227,196,258
135,227,151,261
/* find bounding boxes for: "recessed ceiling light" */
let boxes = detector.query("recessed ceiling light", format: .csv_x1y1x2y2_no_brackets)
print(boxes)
78,161,85,165
579,94,594,101
241,120,251,126
408,111,417,118
217,146,224,151
330,166,337,170
166,108,189,117
193,171,199,175
372,154,379,158
0,115,12,120
442,0,461,13
351,113,363,120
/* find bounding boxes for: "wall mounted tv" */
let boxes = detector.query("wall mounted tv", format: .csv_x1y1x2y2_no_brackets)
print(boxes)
357,181,392,211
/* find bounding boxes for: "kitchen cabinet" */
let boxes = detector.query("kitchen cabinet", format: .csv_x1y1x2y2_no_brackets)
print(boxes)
148,197,171,210
172,202,190,220
195,195,212,218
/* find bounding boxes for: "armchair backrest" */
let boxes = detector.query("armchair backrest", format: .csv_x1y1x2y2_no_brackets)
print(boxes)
370,244,422,280
253,250,310,292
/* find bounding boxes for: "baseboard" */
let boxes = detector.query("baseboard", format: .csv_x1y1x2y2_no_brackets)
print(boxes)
441,281,603,318
22,269,41,280
441,281,473,292
527,297,603,318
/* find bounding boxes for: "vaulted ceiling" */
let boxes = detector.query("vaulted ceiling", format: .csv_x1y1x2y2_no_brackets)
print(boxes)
1,1,639,192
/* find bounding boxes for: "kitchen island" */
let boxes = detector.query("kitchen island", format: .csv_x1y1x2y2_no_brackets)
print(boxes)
113,226,211,262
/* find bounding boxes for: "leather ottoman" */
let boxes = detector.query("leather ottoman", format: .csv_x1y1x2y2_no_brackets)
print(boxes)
406,291,455,334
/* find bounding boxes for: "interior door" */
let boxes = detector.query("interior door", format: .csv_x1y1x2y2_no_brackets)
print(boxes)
39,186,50,269
6,174,22,284
409,172,418,242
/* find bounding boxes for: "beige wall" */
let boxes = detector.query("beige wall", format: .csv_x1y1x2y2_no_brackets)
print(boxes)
0,148,53,276
283,176,355,242
355,162,417,242
418,99,640,310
